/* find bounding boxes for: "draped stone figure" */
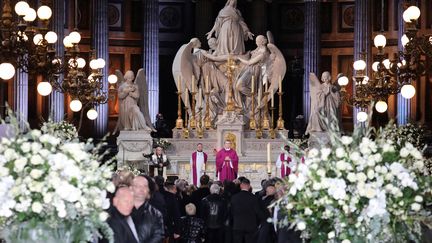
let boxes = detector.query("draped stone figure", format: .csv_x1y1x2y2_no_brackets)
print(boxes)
206,0,254,55
305,72,341,135
114,69,155,132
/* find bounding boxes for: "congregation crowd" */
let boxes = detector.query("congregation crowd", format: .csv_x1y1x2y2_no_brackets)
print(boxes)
101,171,301,243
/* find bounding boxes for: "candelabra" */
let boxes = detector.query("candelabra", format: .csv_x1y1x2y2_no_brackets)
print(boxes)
262,90,270,130
255,108,263,139
276,90,285,129
269,106,276,139
189,90,197,129
197,107,204,138
249,90,257,130
183,106,189,139
204,88,212,129
176,89,183,129
224,56,237,112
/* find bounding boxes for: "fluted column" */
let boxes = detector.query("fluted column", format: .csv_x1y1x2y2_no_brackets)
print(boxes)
49,0,64,122
303,0,320,122
143,0,159,123
92,0,109,136
195,0,213,43
353,0,371,123
397,0,410,125
14,69,28,131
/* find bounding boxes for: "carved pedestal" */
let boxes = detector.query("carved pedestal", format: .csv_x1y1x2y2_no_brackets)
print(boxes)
216,111,246,155
117,130,153,167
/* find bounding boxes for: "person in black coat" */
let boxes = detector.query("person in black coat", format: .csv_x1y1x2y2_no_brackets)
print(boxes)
257,179,277,243
200,184,227,243
230,177,266,243
106,186,139,243
190,175,210,218
179,203,206,243
131,175,165,243
162,180,182,242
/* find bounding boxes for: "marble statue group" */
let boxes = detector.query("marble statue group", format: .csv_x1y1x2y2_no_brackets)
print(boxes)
172,0,286,127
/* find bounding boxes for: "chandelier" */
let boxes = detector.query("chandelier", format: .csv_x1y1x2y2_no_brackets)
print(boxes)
337,4,429,122
0,0,119,121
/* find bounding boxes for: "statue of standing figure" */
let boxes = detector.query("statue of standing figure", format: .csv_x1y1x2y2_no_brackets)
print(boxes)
306,72,341,135
114,69,155,132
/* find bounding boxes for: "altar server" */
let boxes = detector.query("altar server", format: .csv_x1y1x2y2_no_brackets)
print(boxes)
216,140,239,182
276,145,297,178
190,143,208,187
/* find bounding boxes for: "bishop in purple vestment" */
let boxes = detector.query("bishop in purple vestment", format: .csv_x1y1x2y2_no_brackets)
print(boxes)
216,140,239,182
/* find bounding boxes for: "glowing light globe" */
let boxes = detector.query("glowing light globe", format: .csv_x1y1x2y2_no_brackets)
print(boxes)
45,31,57,44
383,59,391,69
15,1,30,16
33,34,43,45
37,82,52,96
401,34,409,47
108,74,118,84
353,60,366,71
403,6,421,23
87,109,98,120
0,63,16,80
63,36,73,48
69,31,81,44
37,5,52,20
23,8,37,22
374,34,387,48
372,62,379,72
357,111,368,122
96,58,106,69
401,84,416,99
375,101,388,113
89,59,99,70
69,99,82,112
76,58,86,69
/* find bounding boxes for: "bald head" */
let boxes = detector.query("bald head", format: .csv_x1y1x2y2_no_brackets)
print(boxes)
113,187,134,216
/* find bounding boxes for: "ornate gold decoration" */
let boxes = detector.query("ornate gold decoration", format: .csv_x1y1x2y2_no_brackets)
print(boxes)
224,132,237,150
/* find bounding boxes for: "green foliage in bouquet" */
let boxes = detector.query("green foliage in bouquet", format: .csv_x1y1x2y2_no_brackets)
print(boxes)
40,119,78,142
273,121,432,243
0,113,115,243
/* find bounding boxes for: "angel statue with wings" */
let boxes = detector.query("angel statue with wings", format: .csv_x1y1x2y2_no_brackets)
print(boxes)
305,71,341,135
114,69,155,132
236,32,286,122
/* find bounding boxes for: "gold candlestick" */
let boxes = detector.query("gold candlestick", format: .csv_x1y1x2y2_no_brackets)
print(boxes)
256,108,263,139
189,90,197,129
224,56,237,112
277,91,285,130
204,89,212,129
183,106,189,139
269,107,276,139
262,91,270,130
197,107,204,138
176,90,183,129
249,90,257,130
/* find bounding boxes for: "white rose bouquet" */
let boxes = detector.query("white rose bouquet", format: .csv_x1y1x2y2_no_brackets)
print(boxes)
41,119,78,141
0,128,115,242
273,126,432,243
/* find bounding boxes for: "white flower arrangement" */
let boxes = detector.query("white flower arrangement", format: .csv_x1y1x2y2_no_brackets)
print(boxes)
0,128,114,242
273,125,432,243
41,120,78,141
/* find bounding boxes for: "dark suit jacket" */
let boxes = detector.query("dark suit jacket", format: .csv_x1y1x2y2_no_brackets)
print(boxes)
230,190,266,232
106,207,139,243
190,187,210,217
162,190,182,236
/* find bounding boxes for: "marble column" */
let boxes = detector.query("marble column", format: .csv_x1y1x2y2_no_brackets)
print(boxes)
195,0,213,44
303,0,320,122
353,0,371,122
14,69,28,131
49,0,65,122
143,0,159,123
397,0,410,125
92,0,109,136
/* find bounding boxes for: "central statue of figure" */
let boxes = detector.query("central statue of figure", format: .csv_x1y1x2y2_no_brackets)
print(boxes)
206,0,254,55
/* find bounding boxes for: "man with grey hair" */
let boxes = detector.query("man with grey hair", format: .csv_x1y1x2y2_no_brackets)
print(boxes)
201,184,227,243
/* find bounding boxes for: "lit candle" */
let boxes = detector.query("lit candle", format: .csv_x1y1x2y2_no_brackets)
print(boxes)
271,92,274,108
267,143,271,174
251,75,255,94
279,76,282,93
178,75,181,91
258,87,262,107
192,75,195,93
198,87,202,108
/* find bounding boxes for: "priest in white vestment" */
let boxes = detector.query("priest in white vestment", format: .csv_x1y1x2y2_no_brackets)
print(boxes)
190,143,208,187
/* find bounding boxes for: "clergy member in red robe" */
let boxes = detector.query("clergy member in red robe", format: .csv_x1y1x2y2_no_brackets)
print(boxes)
190,143,208,187
216,140,239,182
276,145,296,178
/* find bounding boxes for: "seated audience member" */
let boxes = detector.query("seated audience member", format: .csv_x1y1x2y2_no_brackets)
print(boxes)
131,174,165,243
180,203,206,243
107,186,139,243
201,184,227,243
